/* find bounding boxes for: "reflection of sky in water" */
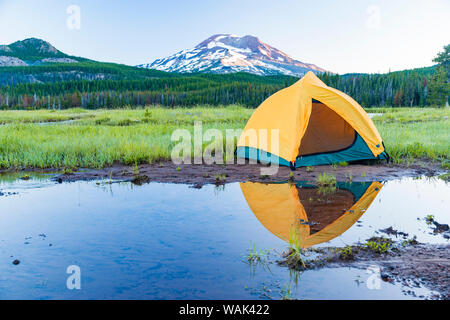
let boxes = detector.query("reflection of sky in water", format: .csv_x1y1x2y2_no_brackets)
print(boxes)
0,176,447,299
319,178,449,246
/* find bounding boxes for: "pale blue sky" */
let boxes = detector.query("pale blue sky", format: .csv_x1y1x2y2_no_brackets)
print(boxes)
0,0,449,74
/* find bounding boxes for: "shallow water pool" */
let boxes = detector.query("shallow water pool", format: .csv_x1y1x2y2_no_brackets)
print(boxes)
0,175,448,299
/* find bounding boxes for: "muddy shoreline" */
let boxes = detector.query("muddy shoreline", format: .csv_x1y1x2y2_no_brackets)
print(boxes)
350,243,449,299
1,160,443,186
278,242,450,300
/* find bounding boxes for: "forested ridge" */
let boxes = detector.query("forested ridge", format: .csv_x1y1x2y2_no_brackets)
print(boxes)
322,67,436,107
0,47,448,109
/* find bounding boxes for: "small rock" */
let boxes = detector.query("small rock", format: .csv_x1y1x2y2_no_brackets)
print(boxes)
379,226,409,237
433,221,449,233
381,272,391,281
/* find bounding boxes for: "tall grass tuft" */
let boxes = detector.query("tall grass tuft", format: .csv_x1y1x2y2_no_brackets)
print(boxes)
286,226,306,269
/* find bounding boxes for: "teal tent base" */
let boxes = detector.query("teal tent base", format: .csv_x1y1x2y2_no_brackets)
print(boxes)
236,133,387,168
236,146,291,167
293,181,373,202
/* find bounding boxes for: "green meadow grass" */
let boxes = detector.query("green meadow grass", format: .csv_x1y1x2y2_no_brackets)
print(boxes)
0,105,448,169
0,108,94,124
371,107,449,164
371,107,449,123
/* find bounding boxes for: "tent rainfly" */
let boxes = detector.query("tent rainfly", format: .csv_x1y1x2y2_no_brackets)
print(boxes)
237,71,388,168
240,181,383,248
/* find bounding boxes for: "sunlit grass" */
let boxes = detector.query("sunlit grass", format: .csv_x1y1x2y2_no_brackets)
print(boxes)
316,172,337,187
245,242,270,264
286,226,307,269
0,106,448,168
371,107,449,123
0,108,92,124
371,107,449,163
0,106,249,168
364,237,392,254
316,172,338,195
377,119,449,163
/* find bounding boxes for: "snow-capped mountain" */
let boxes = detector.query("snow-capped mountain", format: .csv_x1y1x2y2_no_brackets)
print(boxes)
137,34,327,76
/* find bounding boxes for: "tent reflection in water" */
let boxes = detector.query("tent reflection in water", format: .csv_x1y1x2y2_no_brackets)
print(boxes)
240,181,383,248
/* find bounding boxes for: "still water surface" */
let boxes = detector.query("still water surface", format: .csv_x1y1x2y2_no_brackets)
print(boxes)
0,175,448,299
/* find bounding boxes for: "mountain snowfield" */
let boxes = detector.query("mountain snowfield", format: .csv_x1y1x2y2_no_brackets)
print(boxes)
137,34,327,76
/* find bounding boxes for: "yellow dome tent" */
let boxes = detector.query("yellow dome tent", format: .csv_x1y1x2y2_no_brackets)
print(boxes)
240,181,383,248
237,72,388,167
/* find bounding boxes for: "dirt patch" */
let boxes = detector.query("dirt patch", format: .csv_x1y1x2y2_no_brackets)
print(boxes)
22,160,443,185
277,239,449,300
342,244,450,300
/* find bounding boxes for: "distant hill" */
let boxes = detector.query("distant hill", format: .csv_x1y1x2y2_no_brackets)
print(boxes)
137,34,327,77
0,38,85,66
0,37,438,109
0,38,173,87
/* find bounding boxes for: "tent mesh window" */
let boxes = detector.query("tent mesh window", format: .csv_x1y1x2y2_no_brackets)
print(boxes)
298,102,355,156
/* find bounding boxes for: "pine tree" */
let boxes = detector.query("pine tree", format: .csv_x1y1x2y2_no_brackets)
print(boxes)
428,66,449,106
428,45,450,107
